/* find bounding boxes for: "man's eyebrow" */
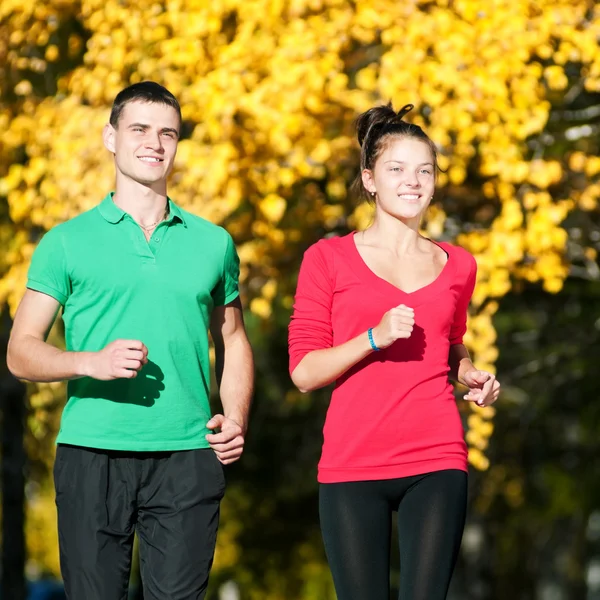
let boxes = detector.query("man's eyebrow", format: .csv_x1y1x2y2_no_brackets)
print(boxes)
128,123,179,137
160,127,180,137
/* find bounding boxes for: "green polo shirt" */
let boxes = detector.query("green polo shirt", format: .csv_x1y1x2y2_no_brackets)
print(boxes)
27,193,240,451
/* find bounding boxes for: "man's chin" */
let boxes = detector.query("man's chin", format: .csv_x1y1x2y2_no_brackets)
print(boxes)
117,167,169,188
132,173,165,186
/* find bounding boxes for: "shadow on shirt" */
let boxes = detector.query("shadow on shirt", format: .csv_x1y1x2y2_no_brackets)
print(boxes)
338,324,427,385
379,323,426,363
70,359,165,407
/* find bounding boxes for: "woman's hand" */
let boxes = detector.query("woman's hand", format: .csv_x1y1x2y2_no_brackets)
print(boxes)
461,369,500,407
371,304,415,349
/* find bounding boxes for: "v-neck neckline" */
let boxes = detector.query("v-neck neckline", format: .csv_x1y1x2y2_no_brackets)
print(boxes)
347,232,455,304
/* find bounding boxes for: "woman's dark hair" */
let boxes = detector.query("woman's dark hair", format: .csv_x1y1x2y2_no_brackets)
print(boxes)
109,81,182,129
351,103,440,203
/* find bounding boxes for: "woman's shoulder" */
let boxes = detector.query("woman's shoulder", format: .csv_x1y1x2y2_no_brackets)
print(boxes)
304,233,352,259
438,240,475,262
438,240,477,276
313,232,352,248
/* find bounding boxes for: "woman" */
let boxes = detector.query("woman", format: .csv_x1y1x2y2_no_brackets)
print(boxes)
288,103,500,600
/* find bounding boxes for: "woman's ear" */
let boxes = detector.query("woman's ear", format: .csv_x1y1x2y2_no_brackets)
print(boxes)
361,169,376,196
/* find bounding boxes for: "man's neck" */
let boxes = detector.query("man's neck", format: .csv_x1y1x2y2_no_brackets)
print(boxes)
112,178,168,224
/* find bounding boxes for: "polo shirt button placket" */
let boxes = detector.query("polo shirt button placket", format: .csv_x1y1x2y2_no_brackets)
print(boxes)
149,222,163,253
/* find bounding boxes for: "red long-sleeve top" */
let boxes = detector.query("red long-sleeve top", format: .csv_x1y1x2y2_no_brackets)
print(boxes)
288,232,477,483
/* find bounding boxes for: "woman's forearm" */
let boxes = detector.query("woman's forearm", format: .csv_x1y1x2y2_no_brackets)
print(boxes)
291,330,376,392
448,343,475,384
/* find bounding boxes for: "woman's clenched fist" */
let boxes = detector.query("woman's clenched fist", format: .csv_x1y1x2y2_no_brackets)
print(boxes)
371,305,415,349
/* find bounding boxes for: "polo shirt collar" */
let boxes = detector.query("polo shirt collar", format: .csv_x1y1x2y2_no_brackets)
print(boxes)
166,199,187,227
98,192,187,227
98,192,125,224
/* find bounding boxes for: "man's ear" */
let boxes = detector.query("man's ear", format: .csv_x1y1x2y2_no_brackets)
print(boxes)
103,123,116,153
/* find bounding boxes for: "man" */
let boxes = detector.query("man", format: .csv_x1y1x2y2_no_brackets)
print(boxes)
7,81,254,600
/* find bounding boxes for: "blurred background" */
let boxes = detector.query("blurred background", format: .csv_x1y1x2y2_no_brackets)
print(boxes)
1,0,600,598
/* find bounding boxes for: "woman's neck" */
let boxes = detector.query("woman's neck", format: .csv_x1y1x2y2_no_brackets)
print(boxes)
362,215,423,254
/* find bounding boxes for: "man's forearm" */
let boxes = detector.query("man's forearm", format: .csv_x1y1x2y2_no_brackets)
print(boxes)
7,335,90,383
215,336,254,433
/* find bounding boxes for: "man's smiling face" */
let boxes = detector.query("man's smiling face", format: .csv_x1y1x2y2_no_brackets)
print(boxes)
105,100,180,187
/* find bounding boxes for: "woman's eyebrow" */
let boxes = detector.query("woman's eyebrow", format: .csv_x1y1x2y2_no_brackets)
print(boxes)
384,160,434,166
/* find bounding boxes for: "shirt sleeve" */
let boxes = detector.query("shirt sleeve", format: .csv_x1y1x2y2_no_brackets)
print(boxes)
26,228,71,305
288,242,334,374
449,252,477,345
212,231,240,306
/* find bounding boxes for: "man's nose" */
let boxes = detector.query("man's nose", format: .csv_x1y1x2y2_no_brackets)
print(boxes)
146,133,164,152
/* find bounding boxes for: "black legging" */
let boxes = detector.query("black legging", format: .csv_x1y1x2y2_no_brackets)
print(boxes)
319,469,467,600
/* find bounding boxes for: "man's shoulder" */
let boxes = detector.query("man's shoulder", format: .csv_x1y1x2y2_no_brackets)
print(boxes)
177,207,232,241
39,206,103,243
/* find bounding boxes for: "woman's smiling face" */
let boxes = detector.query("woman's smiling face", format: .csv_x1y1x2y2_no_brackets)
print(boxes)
362,136,436,222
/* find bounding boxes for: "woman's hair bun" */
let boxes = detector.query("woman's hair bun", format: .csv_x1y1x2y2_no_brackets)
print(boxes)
396,104,414,120
356,102,415,147
356,102,395,147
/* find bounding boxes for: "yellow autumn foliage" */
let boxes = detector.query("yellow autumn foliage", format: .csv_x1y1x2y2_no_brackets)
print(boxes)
2,0,600,591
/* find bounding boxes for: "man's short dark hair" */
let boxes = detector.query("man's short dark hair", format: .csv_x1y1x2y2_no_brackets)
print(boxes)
109,81,182,128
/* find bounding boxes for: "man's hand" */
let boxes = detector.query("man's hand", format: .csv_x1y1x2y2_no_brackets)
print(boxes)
205,414,245,465
83,339,148,380
461,369,500,407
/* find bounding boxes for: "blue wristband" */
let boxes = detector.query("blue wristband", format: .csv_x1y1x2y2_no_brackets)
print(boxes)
368,328,380,351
